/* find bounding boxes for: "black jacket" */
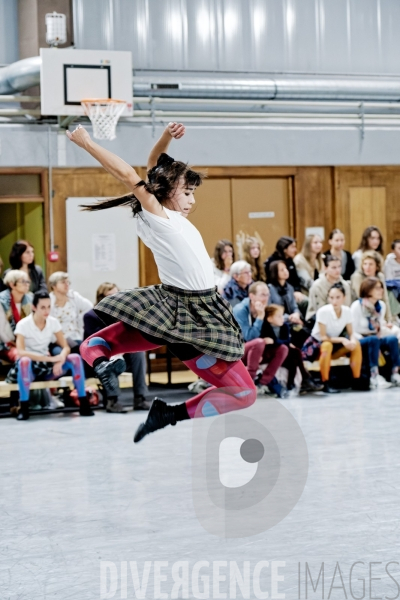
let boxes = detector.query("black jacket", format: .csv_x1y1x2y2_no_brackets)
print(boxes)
261,321,291,345
83,308,105,339
264,252,301,292
4,264,47,294
324,250,355,281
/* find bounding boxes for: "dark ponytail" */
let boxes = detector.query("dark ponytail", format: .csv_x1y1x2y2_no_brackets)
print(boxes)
80,153,204,216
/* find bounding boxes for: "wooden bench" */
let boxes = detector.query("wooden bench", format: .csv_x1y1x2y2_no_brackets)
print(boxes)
304,357,350,372
0,372,134,399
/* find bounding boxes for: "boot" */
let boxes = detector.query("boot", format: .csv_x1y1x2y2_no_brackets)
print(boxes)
94,357,126,397
17,401,30,421
134,398,178,443
79,393,95,416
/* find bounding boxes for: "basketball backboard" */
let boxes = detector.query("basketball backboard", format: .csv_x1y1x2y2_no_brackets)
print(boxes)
40,48,133,116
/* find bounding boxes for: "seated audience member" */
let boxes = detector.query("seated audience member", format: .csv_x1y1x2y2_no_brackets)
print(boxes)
324,229,355,280
264,237,307,307
306,255,352,321
211,239,235,293
4,240,47,293
303,283,362,393
268,260,302,325
84,282,151,412
0,270,32,363
352,226,384,272
0,256,6,292
242,237,265,282
6,291,93,420
262,304,323,393
384,239,400,319
351,277,400,389
294,234,325,294
351,251,393,320
222,260,252,307
233,282,288,398
49,272,93,353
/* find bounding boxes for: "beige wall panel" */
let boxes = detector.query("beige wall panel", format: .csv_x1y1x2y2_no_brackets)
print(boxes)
187,178,233,256
231,178,290,260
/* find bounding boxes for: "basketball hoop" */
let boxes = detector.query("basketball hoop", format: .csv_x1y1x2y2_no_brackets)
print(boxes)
81,98,127,140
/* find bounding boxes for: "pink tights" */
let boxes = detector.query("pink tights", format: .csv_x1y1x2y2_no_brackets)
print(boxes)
80,322,257,419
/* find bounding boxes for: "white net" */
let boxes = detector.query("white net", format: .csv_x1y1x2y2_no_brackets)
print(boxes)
81,99,127,140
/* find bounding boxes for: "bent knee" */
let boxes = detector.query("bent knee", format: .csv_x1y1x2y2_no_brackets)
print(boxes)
321,341,333,352
234,385,257,408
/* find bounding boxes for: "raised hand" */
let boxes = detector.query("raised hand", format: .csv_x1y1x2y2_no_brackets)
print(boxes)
66,124,92,148
167,122,185,139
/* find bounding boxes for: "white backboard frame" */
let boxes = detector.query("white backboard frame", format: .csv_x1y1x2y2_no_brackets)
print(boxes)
40,48,133,116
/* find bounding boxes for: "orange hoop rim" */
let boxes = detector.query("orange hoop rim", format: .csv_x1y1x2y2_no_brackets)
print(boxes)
81,98,127,104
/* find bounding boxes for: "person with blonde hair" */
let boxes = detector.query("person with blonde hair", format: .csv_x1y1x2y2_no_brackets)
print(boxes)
241,237,265,282
48,271,93,353
0,270,32,363
294,234,325,294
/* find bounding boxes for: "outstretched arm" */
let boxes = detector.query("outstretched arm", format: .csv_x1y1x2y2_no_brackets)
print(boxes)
147,122,185,171
66,126,165,217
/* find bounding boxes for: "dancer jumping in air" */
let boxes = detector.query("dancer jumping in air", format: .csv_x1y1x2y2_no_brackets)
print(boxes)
67,122,257,442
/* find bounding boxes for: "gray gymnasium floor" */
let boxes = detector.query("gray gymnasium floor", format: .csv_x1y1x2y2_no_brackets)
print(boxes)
2,388,400,600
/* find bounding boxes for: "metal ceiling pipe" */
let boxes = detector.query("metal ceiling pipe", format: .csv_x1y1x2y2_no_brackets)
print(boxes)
133,76,400,102
0,57,41,94
2,56,400,103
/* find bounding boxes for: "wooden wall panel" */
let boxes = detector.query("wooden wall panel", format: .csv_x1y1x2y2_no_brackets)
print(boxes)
294,167,335,250
348,187,386,252
335,167,400,255
188,178,232,256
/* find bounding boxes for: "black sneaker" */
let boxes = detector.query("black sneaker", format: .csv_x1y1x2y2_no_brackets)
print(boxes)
323,382,341,394
94,357,126,397
301,378,324,393
133,398,177,443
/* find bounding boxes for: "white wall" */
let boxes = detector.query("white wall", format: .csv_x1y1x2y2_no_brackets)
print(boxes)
1,123,400,167
66,197,139,303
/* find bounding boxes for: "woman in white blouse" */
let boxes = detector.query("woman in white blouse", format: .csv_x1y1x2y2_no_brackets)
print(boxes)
49,272,93,353
351,277,400,389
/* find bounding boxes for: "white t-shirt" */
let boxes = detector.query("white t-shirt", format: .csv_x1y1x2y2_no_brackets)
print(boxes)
14,314,62,356
312,304,353,342
137,207,215,290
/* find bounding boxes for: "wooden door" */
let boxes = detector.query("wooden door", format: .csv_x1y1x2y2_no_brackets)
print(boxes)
348,187,387,252
188,178,233,255
231,178,292,261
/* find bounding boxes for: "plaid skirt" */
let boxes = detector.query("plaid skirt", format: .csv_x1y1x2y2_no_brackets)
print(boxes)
94,284,244,362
